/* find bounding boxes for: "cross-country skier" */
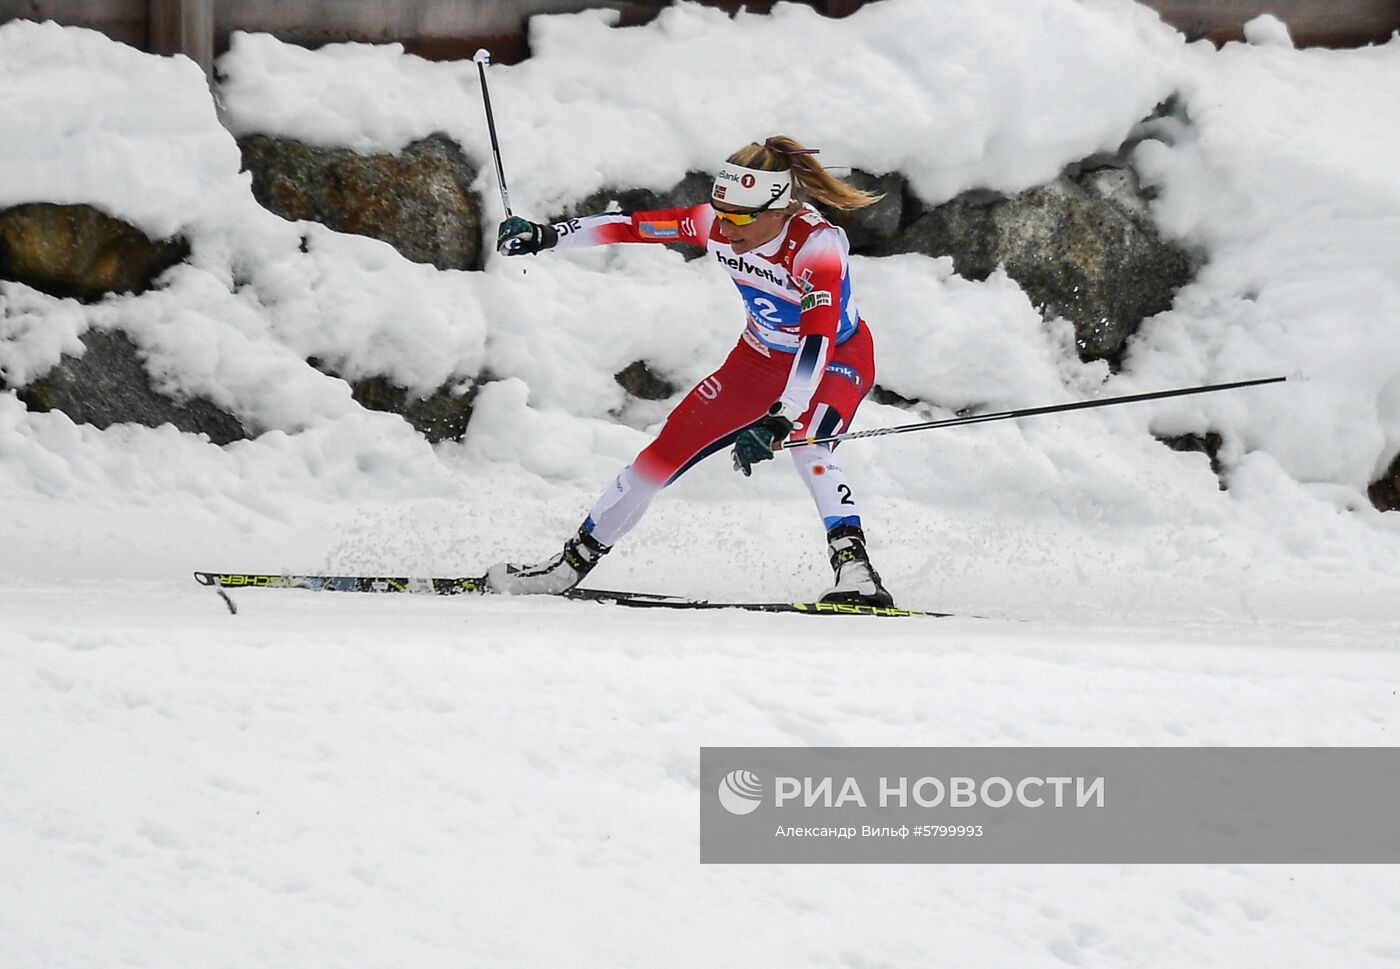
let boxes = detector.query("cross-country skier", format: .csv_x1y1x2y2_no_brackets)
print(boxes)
486,136,893,606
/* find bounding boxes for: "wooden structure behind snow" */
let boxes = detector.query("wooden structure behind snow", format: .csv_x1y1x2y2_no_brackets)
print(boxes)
0,0,1397,79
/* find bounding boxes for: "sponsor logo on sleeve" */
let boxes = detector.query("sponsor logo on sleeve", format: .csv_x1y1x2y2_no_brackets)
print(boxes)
825,362,862,387
639,220,680,239
800,290,833,312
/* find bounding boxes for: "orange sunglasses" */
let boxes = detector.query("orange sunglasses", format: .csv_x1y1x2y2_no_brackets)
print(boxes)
713,191,787,226
713,208,764,226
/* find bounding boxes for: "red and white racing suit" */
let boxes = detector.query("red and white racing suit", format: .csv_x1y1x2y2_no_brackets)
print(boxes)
551,202,876,547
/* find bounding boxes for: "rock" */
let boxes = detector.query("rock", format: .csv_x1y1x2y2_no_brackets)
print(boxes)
239,133,483,270
615,360,677,400
15,329,246,444
1368,454,1400,512
811,169,905,251
0,203,189,302
1159,430,1226,489
566,172,714,221
308,358,479,443
868,384,921,409
877,165,1195,364
351,375,479,443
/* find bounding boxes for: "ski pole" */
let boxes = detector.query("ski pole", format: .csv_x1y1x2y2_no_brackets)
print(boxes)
473,49,512,216
778,375,1287,450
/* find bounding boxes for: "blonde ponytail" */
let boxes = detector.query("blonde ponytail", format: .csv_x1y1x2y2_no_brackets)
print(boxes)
726,135,883,212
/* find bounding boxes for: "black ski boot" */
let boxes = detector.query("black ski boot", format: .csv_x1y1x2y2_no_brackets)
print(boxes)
818,525,894,607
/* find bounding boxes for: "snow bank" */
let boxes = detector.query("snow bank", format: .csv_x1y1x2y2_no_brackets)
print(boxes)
1130,35,1400,487
0,20,243,240
218,0,1184,209
0,18,490,439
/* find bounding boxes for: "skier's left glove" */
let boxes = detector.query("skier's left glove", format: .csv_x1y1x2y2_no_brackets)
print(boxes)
497,216,558,256
732,405,796,477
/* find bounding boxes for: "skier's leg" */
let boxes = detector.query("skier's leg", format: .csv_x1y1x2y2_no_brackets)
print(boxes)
788,437,862,535
786,326,893,605
584,341,778,546
582,463,659,548
788,325,872,534
485,342,777,593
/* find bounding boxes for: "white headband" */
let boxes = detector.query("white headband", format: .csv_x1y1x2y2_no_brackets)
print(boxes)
711,162,793,210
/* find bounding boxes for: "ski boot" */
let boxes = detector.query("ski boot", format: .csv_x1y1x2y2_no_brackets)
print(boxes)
484,524,610,596
819,525,894,607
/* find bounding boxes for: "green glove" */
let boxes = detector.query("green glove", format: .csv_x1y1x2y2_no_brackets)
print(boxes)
497,216,559,256
732,408,796,477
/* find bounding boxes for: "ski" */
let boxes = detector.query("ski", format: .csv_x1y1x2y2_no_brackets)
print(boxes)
194,571,949,617
567,588,951,617
194,570,486,595
195,570,689,601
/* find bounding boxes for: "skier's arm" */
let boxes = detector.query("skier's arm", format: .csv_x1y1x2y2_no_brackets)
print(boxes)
773,230,845,420
497,205,713,256
550,204,714,250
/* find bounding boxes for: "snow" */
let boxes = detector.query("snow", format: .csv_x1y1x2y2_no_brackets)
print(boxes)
1243,13,1295,48
7,587,1400,968
0,19,243,240
3,1,1400,966
1129,32,1400,485
217,0,1185,208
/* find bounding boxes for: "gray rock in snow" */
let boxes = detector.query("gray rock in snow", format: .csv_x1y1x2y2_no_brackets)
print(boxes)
811,169,905,251
615,360,678,401
239,133,484,271
874,164,1196,365
13,329,246,445
307,358,482,444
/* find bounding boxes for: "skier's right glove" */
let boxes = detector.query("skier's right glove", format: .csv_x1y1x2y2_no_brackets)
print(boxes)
732,406,796,477
497,216,559,256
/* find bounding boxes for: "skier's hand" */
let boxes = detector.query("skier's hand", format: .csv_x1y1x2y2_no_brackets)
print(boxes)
496,216,558,256
732,409,796,476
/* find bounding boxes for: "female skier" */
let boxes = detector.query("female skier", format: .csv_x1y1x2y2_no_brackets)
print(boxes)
486,136,893,606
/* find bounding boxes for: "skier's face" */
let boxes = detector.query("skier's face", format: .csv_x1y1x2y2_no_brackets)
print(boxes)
713,204,790,254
